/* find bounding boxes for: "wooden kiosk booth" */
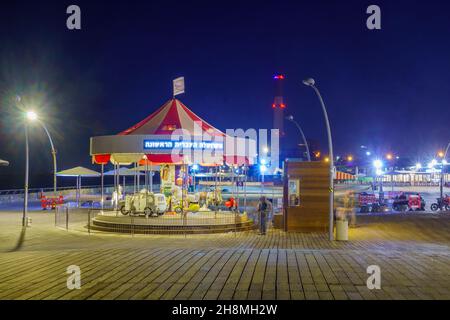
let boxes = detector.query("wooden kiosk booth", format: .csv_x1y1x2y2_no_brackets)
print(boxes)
283,159,330,232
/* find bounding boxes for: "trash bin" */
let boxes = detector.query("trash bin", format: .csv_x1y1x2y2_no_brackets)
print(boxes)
336,219,348,241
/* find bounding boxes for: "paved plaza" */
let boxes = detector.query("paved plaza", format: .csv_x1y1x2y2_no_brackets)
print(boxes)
0,209,449,300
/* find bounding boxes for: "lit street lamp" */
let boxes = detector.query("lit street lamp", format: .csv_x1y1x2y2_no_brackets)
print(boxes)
286,115,311,162
26,111,57,194
23,110,57,227
373,159,384,194
303,78,334,241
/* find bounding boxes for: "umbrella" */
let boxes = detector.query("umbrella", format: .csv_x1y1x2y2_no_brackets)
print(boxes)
57,167,100,206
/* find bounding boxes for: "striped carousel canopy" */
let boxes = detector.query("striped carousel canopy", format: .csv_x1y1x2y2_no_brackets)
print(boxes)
91,98,255,166
118,98,224,137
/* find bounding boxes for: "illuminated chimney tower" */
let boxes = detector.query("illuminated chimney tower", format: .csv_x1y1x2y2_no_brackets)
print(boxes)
272,74,286,137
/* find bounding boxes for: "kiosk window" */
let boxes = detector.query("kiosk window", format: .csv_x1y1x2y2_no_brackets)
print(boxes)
288,179,300,207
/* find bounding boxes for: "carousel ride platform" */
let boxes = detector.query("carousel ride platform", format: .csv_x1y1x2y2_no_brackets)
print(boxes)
90,211,257,234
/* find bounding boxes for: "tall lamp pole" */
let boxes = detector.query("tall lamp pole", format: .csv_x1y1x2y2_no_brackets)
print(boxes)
23,122,30,226
40,122,57,195
440,142,450,201
302,78,334,241
286,115,311,161
23,111,58,227
26,112,57,195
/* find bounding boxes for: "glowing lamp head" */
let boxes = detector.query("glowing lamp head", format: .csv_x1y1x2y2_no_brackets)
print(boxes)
192,164,199,171
386,153,393,160
26,111,38,121
415,163,422,169
347,155,353,162
260,165,267,173
324,157,330,163
438,151,445,158
366,151,371,156
375,168,383,176
373,159,383,169
260,158,267,165
263,147,269,154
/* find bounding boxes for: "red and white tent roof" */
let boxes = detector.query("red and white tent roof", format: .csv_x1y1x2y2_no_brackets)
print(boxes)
118,99,224,137
91,98,255,166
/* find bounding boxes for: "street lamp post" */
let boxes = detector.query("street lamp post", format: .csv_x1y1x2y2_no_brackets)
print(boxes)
26,112,58,195
303,78,334,240
40,122,57,195
373,159,384,199
22,111,58,227
23,123,30,227
286,115,311,162
260,160,267,196
440,142,450,202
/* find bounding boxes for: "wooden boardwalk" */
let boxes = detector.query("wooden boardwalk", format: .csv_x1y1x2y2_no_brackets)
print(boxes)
0,210,449,300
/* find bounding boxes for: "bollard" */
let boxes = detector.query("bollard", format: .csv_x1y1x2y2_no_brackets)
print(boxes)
65,207,69,230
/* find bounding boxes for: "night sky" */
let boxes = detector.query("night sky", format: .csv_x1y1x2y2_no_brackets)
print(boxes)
1,0,449,187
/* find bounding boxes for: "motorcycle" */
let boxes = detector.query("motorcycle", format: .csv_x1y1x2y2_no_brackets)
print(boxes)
430,196,450,211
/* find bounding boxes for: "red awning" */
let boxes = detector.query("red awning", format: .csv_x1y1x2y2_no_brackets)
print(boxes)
92,154,111,165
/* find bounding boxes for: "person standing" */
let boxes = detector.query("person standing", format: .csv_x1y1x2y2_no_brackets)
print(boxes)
343,191,356,227
257,196,272,235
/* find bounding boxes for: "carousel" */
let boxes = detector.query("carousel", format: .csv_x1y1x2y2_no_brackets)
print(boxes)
89,98,257,234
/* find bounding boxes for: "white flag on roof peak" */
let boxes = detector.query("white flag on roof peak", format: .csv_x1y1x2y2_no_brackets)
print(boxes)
173,77,185,96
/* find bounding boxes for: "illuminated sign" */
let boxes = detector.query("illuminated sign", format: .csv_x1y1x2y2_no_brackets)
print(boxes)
143,140,223,150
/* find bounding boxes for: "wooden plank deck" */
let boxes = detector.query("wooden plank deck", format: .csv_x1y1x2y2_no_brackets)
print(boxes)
0,211,449,300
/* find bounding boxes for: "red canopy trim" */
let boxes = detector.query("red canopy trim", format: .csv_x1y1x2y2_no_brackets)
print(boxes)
92,154,111,165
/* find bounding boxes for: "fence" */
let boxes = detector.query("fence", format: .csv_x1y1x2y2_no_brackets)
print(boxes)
55,206,69,230
53,205,270,236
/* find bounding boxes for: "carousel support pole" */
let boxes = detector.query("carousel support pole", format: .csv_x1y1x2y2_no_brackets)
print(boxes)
101,164,104,210
150,163,153,193
114,163,118,212
117,163,121,196
137,164,140,191
133,163,136,194
145,161,149,210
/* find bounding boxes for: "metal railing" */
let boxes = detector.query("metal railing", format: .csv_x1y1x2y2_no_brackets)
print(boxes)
55,206,69,230
54,204,267,237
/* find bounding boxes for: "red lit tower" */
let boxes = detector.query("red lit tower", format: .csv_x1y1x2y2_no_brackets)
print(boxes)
272,74,286,137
